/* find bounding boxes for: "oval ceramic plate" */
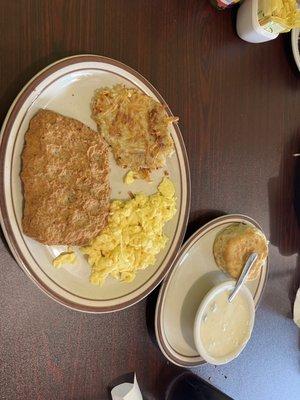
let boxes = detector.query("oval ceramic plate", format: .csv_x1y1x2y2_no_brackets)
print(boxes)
155,214,268,367
291,28,300,72
0,55,190,313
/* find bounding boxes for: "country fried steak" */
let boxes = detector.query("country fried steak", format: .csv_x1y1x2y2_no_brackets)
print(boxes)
21,109,110,245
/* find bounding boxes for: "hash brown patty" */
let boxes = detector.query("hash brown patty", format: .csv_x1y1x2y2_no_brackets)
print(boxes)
91,85,177,180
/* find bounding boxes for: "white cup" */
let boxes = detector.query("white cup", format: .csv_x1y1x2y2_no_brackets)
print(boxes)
236,0,279,43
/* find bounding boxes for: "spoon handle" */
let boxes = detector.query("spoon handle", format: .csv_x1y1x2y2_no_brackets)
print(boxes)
228,252,258,303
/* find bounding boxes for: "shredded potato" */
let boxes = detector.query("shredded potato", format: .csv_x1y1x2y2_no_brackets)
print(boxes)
91,85,177,180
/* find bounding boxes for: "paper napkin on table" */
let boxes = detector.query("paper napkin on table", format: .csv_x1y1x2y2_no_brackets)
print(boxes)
111,374,143,400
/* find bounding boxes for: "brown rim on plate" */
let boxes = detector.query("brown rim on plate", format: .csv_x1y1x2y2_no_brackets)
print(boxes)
10,67,183,303
155,214,269,367
0,54,191,313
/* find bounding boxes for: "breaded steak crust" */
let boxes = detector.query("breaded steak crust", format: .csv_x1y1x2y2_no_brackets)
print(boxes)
91,85,177,180
21,109,110,245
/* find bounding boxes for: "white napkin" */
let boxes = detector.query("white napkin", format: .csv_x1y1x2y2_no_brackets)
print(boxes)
293,288,300,327
111,374,143,400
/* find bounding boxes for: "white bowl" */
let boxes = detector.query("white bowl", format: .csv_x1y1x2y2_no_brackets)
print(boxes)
193,281,255,365
236,0,278,43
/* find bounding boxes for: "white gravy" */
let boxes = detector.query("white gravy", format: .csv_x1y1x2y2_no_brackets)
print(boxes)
200,289,251,358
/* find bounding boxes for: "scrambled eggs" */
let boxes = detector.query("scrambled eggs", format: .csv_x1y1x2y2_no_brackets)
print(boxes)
124,170,136,184
52,251,77,268
81,177,176,285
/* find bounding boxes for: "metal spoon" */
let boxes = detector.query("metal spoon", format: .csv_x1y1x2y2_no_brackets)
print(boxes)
228,252,258,303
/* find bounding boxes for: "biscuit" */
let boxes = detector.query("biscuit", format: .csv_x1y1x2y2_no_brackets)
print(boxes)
213,223,268,281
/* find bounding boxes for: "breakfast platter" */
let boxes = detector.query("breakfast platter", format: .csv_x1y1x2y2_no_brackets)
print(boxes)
0,55,190,313
155,214,268,367
0,54,270,367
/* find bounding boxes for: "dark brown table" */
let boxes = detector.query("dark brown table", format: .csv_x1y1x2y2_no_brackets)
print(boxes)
1,1,300,399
